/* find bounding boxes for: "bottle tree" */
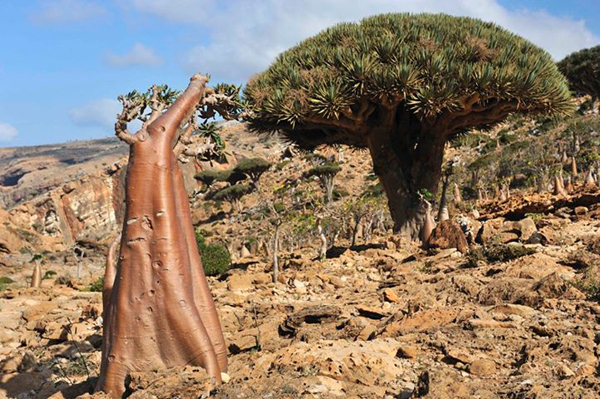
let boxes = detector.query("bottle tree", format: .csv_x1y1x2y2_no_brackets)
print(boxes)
557,45,600,107
244,13,573,238
97,74,243,397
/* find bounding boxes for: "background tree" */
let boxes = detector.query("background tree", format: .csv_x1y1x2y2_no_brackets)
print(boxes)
304,162,341,204
557,45,600,106
194,169,226,190
98,74,243,397
244,13,573,238
344,196,383,247
233,157,272,188
212,183,253,212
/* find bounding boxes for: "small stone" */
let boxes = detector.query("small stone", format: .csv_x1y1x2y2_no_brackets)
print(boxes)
330,276,345,288
576,364,595,377
252,273,271,285
574,206,588,215
358,324,377,341
469,358,497,376
396,345,418,359
427,220,469,253
221,372,231,383
517,217,537,241
383,288,399,303
240,245,251,258
557,364,575,379
227,274,253,292
293,279,306,288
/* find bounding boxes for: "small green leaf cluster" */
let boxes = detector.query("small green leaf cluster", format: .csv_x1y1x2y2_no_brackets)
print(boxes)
86,277,104,292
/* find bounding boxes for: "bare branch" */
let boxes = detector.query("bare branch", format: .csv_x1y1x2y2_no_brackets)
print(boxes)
174,116,198,156
115,95,144,144
115,121,138,145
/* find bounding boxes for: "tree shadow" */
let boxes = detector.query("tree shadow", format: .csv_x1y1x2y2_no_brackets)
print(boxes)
195,211,227,226
228,259,260,272
326,242,386,259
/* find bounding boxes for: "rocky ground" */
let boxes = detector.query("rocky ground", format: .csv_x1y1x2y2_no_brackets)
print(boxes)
2,202,600,398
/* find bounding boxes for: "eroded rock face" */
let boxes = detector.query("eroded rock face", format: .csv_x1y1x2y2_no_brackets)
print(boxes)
2,167,125,250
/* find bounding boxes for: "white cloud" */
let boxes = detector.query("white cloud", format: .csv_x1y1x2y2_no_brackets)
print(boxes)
105,43,163,68
125,0,600,82
69,99,120,129
125,0,215,24
0,123,18,142
31,0,108,24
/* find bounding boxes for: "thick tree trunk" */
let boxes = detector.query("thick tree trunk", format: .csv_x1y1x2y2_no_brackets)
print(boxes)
96,76,225,398
366,125,445,240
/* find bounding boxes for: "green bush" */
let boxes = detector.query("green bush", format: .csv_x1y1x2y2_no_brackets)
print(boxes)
273,202,286,213
87,277,104,292
196,231,231,277
332,187,349,200
43,270,57,280
0,276,15,284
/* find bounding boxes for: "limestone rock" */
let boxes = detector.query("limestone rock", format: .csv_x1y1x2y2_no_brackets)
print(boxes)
227,274,253,292
469,358,497,376
516,217,537,241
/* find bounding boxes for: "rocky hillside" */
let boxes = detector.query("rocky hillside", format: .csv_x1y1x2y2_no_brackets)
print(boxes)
0,138,128,209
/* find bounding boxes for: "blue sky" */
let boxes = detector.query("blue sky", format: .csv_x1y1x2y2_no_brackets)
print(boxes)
0,0,598,148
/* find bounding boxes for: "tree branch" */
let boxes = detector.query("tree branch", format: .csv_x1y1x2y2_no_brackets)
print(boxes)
447,101,519,135
174,116,198,156
115,94,145,145
147,74,208,143
142,85,166,129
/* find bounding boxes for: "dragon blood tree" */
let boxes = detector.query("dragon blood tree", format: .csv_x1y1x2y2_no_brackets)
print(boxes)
244,13,573,238
97,74,242,397
557,45,600,106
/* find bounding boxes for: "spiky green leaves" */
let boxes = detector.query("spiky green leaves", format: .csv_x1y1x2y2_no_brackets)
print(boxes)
245,13,573,143
558,45,600,101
